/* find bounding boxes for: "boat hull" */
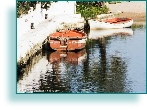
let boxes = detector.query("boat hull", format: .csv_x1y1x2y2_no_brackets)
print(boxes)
88,18,133,29
49,30,87,51
49,39,87,51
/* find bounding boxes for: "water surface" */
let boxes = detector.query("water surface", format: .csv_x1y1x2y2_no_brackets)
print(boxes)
17,27,146,93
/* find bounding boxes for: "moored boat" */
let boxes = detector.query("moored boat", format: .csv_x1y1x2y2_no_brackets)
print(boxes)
49,30,87,51
88,17,133,29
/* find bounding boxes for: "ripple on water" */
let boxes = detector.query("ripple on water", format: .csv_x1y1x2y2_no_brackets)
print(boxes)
17,28,146,93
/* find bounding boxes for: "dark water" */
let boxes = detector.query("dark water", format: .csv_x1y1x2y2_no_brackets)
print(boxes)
17,27,146,93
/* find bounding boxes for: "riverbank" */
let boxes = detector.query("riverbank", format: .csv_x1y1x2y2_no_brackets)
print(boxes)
107,1,146,26
117,12,146,26
17,14,84,65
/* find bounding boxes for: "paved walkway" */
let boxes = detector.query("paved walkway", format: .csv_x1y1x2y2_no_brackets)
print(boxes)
17,14,85,62
17,19,57,62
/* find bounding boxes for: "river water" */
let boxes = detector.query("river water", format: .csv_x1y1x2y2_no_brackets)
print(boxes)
17,27,146,93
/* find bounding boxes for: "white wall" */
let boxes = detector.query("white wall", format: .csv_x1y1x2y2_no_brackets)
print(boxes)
17,1,76,36
47,1,76,16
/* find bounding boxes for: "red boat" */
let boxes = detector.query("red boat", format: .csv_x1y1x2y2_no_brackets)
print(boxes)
48,30,87,51
49,49,87,65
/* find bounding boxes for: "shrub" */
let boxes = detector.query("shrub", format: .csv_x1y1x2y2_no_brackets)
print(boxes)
17,1,52,18
76,1,109,20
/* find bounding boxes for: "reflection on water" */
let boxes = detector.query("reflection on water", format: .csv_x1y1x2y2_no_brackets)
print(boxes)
17,27,146,93
88,28,133,39
49,49,87,65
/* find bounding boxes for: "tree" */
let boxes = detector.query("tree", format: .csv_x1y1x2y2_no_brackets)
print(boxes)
76,1,109,20
17,1,55,18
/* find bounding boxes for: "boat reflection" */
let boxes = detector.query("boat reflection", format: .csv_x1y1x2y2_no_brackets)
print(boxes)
88,28,133,39
49,49,87,65
39,49,87,92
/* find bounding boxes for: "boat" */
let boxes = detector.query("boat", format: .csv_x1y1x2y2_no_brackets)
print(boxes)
48,30,87,51
88,17,133,29
49,49,87,65
88,28,133,39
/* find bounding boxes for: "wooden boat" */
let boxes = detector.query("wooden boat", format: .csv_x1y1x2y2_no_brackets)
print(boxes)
49,30,87,51
49,49,87,65
88,28,133,39
88,18,133,29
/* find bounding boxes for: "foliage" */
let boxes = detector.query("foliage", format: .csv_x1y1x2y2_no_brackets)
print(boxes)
131,24,145,31
17,1,53,18
76,1,109,20
108,1,121,4
108,0,121,4
17,1,109,19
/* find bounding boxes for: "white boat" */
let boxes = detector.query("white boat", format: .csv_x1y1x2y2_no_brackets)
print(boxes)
88,28,133,39
88,18,133,29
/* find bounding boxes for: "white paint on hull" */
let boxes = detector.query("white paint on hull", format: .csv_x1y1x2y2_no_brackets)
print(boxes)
88,19,133,29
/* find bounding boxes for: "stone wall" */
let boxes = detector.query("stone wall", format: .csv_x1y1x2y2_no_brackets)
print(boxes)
17,1,76,37
17,1,85,65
